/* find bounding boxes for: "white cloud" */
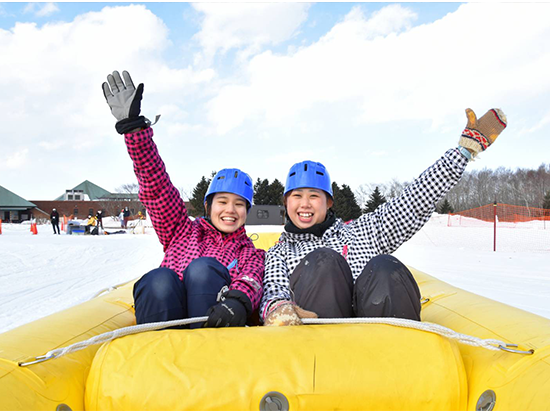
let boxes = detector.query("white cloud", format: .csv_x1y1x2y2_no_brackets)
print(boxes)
192,3,310,64
24,2,59,17
3,149,29,169
0,4,215,197
204,3,550,135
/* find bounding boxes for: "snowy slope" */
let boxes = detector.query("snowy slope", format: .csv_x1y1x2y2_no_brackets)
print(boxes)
1,215,549,334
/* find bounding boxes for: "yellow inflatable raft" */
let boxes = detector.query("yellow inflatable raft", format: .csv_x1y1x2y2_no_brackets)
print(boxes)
1,232,549,411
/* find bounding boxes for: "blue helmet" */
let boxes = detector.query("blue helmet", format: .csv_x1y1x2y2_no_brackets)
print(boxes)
284,160,333,197
204,168,254,206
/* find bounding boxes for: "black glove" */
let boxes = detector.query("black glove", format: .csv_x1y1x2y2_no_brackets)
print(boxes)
102,70,149,134
205,290,252,328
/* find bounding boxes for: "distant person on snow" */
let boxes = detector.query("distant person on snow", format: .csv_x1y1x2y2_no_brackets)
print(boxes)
119,209,125,228
50,208,60,235
123,207,130,228
97,210,104,229
261,108,507,326
102,70,265,329
85,215,98,235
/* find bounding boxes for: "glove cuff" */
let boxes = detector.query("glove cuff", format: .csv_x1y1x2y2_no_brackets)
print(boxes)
115,116,150,135
223,289,253,316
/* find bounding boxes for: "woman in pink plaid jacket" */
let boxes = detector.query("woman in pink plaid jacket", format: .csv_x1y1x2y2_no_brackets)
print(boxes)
102,70,265,329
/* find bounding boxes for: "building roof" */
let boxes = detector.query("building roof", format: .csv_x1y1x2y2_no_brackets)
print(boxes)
55,180,112,201
0,185,37,210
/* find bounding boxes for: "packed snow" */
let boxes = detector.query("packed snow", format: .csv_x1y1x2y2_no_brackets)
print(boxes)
1,214,549,334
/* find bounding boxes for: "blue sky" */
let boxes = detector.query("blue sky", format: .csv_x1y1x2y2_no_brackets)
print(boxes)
1,2,549,201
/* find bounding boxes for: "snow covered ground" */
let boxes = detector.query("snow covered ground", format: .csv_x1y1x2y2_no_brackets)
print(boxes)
1,214,549,334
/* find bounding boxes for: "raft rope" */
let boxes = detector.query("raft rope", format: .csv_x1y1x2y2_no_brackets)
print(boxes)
18,316,533,367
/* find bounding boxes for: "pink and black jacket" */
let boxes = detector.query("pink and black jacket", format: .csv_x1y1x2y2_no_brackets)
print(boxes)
125,127,265,310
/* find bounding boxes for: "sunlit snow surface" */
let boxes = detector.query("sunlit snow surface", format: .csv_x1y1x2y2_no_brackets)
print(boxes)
1,214,549,334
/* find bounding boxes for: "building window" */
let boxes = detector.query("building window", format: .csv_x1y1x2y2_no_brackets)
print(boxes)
257,210,269,219
74,194,81,201
68,194,73,200
74,207,78,216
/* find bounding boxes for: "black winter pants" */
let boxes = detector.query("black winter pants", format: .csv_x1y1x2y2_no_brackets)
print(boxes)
52,221,60,234
290,248,421,321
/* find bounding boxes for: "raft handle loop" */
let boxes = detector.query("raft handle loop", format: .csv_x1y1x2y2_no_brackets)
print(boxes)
18,353,58,367
420,297,430,305
498,343,535,355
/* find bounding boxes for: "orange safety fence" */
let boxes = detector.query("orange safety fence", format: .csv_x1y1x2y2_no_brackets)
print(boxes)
447,203,549,252
450,204,550,224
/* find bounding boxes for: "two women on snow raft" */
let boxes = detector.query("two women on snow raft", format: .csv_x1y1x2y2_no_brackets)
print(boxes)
103,70,507,328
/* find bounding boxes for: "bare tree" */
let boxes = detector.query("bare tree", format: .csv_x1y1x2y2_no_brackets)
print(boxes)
116,183,140,194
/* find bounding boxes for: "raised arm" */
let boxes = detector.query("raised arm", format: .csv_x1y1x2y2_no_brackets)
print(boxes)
353,108,507,254
103,70,192,250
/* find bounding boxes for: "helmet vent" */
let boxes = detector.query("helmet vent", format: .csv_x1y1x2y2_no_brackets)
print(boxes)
234,171,239,178
316,171,324,176
217,176,225,180
304,164,308,171
289,172,296,177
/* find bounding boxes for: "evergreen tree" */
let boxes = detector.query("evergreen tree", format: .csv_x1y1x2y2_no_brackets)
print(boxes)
339,184,362,221
543,190,550,210
189,172,216,217
253,178,270,205
331,182,362,221
438,198,454,214
267,179,284,205
331,182,343,217
363,186,387,214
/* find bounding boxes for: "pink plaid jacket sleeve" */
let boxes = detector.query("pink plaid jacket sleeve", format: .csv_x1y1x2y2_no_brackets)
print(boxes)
124,127,191,250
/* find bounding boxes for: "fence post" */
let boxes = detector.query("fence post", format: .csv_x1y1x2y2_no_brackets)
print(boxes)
493,200,497,252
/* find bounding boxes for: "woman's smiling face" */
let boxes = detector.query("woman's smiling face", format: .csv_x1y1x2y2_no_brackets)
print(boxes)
285,188,333,229
207,192,248,233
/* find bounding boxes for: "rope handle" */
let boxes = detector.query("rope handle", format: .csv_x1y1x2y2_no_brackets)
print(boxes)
18,316,533,367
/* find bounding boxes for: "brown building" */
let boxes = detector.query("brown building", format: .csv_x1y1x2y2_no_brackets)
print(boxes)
30,180,145,221
30,180,196,222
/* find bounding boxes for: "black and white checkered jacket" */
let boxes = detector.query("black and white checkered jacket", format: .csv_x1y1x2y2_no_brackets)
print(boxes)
260,148,468,320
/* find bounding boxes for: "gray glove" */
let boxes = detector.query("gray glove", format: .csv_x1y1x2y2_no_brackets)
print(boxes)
102,70,148,134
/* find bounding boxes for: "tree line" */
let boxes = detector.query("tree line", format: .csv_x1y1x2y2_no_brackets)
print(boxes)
356,163,550,213
121,162,550,220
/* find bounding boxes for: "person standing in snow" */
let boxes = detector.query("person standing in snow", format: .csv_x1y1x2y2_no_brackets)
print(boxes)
123,207,130,229
261,108,507,326
97,210,104,229
102,70,265,328
119,209,125,228
50,208,60,235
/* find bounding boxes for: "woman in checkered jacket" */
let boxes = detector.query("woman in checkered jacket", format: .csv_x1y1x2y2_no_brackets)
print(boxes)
261,108,507,326
102,70,265,329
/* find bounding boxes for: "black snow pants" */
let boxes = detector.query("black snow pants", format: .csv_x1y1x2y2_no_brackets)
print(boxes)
289,248,421,321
